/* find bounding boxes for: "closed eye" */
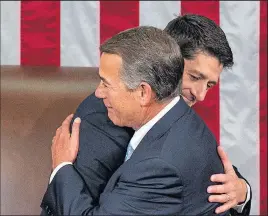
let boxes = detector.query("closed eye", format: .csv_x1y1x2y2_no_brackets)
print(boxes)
101,80,108,88
189,74,200,81
207,84,213,89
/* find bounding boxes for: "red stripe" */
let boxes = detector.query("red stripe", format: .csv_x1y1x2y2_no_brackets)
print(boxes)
260,1,267,214
100,1,139,45
21,1,60,66
181,1,220,143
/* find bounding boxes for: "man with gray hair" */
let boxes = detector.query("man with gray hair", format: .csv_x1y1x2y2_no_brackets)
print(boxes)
41,26,229,215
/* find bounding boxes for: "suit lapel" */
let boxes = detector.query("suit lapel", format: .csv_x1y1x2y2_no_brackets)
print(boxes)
131,97,190,159
103,98,190,194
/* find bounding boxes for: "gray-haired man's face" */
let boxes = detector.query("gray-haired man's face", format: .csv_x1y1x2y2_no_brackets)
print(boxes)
95,52,142,129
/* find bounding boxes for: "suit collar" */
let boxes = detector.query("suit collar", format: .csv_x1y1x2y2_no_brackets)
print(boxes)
132,97,190,156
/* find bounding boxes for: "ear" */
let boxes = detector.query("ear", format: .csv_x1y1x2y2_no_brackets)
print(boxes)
138,82,154,106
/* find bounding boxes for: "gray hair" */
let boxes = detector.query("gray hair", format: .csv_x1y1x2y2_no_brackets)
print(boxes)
100,26,184,102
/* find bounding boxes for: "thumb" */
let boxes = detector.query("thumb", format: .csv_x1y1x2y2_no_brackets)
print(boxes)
217,145,234,174
71,117,81,149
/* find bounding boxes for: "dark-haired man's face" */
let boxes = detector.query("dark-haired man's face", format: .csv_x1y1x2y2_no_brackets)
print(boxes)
181,53,223,107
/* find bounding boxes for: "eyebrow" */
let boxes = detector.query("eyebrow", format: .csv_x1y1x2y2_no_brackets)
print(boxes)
99,74,111,85
189,69,217,85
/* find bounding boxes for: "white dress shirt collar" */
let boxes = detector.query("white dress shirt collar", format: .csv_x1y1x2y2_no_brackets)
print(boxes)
129,96,180,151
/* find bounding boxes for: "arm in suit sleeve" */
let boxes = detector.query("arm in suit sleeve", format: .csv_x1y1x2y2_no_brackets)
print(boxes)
65,93,133,204
41,158,228,215
70,112,132,203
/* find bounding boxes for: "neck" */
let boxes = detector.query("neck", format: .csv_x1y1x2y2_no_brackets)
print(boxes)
133,98,173,130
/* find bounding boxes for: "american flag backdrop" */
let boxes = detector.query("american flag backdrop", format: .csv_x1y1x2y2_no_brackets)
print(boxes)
1,1,267,214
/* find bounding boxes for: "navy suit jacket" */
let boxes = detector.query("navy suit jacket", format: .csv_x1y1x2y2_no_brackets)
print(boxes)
41,94,234,215
69,93,134,203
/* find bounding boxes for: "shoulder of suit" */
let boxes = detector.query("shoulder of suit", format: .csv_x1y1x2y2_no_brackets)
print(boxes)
75,93,107,118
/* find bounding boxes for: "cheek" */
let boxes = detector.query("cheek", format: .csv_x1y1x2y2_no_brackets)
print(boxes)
106,90,118,105
121,96,138,115
113,95,130,114
181,78,191,90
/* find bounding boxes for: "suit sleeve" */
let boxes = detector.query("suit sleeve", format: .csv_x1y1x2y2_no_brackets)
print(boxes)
70,112,132,203
41,158,228,215
40,93,134,215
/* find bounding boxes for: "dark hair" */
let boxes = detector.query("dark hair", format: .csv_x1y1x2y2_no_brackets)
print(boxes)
164,14,234,68
100,26,184,101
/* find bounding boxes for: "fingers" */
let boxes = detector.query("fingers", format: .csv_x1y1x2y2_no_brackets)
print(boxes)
61,114,74,134
209,194,231,203
209,193,237,214
207,184,228,194
211,173,228,183
52,114,80,145
53,126,62,145
215,201,236,214
70,117,81,145
52,114,74,145
217,146,234,173
56,126,62,136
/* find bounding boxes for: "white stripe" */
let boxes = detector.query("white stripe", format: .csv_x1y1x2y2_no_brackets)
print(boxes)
139,1,180,29
60,1,99,67
0,1,20,65
220,2,260,214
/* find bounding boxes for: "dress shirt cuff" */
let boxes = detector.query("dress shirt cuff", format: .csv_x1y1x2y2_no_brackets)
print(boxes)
49,162,73,184
233,182,251,213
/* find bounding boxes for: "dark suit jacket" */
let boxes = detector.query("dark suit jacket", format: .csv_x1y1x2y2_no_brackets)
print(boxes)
41,95,235,215
69,93,134,204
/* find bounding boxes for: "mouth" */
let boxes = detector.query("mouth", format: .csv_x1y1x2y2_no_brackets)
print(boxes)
103,101,112,109
105,104,112,109
181,95,195,106
105,105,112,109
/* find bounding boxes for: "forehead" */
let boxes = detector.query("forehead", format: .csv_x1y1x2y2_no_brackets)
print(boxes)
184,53,223,81
99,52,122,79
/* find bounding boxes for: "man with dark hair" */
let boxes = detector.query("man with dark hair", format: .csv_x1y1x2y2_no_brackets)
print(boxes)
164,14,251,215
41,14,250,215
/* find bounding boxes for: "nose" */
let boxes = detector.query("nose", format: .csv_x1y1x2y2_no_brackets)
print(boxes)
192,85,207,102
95,82,105,99
196,90,207,102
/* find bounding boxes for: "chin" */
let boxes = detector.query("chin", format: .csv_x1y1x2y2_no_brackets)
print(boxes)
107,113,122,127
181,96,191,107
107,113,116,123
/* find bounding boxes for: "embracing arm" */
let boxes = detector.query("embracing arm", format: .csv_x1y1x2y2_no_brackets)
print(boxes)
208,146,251,215
40,114,228,215
41,157,227,215
70,112,132,202
40,115,208,215
41,164,100,215
232,165,252,215
41,116,183,215
41,157,182,215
